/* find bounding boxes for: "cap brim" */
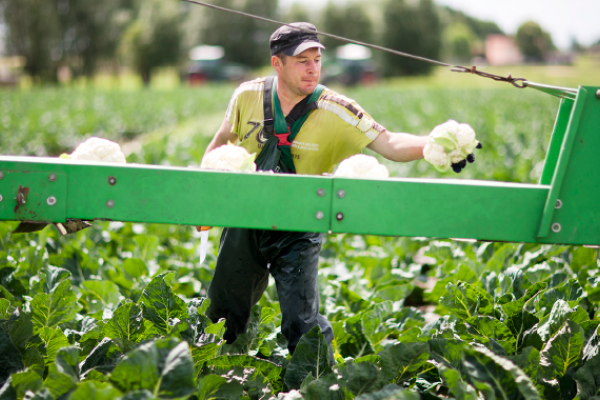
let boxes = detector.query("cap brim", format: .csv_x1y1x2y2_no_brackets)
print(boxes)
282,41,326,56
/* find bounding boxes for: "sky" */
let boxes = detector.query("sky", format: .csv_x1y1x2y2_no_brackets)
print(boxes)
281,0,600,51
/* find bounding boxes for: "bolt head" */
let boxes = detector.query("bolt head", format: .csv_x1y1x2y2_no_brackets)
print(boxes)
337,189,346,199
315,211,324,220
336,212,344,221
49,174,57,182
555,199,562,209
596,89,600,99
551,222,562,233
0,194,3,202
0,172,4,180
317,188,325,197
47,196,57,206
106,200,115,208
108,176,117,185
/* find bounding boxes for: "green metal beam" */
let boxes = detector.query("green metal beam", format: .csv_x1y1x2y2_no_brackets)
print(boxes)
330,177,550,242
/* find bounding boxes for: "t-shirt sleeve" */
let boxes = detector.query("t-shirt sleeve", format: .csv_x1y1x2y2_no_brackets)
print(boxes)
318,94,387,163
225,87,243,138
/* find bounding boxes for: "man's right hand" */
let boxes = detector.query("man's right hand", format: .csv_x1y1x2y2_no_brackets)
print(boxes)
196,226,212,232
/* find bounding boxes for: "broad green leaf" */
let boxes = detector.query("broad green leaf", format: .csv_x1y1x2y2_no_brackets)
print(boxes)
440,281,494,320
3,311,34,353
0,328,24,386
378,342,429,384
43,363,78,399
300,372,344,400
461,346,541,400
373,281,413,302
55,346,80,381
466,316,516,344
109,338,195,398
502,281,547,338
284,326,333,390
39,327,69,364
338,361,382,396
22,348,44,377
29,266,71,295
0,299,10,319
574,352,600,400
508,346,540,383
30,280,81,331
101,300,144,344
67,381,123,400
486,243,518,272
79,338,123,375
80,280,121,318
338,314,374,359
438,365,478,400
123,258,148,279
196,375,243,400
429,339,465,370
133,235,160,262
537,300,588,342
361,301,393,344
139,275,189,335
355,384,420,400
191,342,222,375
10,368,42,399
206,355,281,383
538,320,584,399
535,279,582,317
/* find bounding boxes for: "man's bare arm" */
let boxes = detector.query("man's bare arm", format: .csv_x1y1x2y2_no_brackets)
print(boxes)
366,130,428,162
203,117,238,161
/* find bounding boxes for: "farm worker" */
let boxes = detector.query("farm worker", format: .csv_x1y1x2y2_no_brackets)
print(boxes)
202,22,433,356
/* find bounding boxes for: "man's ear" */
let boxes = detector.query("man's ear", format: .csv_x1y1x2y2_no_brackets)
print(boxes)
271,55,282,73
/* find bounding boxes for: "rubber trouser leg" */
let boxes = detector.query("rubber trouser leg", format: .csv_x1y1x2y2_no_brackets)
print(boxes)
262,231,334,355
206,228,269,344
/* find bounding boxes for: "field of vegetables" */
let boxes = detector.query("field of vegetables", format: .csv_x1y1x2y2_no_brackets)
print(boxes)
1,81,599,400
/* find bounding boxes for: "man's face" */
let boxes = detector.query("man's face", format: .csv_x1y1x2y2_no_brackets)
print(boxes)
272,48,321,97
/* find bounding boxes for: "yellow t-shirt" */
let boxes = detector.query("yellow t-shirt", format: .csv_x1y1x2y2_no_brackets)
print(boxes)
225,77,386,176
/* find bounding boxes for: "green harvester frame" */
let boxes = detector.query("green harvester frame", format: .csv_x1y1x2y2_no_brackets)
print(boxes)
1,83,599,245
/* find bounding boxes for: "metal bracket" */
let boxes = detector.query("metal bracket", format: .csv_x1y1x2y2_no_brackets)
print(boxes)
0,170,67,222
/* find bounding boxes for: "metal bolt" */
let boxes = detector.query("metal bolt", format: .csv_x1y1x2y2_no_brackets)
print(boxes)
315,211,324,220
106,200,115,208
555,199,562,209
46,196,57,206
49,173,57,182
0,172,4,180
0,194,3,202
596,89,600,99
551,222,562,233
108,176,117,186
317,188,325,197
337,189,346,199
336,212,344,221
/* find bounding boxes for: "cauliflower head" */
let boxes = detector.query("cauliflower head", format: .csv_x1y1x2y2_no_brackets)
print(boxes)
334,154,389,179
70,137,127,163
424,120,479,172
201,142,256,172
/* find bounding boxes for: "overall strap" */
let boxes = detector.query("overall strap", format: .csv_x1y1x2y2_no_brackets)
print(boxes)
262,76,275,135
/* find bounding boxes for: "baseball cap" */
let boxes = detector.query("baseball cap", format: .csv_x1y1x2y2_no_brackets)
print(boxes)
269,22,325,57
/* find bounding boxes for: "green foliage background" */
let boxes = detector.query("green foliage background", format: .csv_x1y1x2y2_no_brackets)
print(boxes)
1,81,599,399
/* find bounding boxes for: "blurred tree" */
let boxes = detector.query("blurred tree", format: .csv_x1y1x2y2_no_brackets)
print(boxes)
444,22,477,62
516,21,555,62
382,0,441,76
119,0,181,86
284,2,311,24
201,0,278,68
320,1,373,50
0,0,133,81
0,0,61,81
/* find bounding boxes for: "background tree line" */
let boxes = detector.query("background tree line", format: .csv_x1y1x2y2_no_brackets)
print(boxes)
0,0,557,84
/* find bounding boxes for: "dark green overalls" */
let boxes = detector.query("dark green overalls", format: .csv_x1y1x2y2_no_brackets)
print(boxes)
206,77,334,355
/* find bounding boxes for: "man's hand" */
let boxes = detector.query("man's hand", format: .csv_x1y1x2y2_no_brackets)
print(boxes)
423,120,480,173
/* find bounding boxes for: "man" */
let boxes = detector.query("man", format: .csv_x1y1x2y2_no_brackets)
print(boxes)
204,22,429,356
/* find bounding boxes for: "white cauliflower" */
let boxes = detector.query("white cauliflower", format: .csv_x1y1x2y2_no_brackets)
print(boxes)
334,154,389,179
68,137,127,163
200,142,256,172
423,120,479,172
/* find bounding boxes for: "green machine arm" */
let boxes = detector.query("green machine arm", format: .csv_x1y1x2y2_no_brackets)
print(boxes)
1,85,599,246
